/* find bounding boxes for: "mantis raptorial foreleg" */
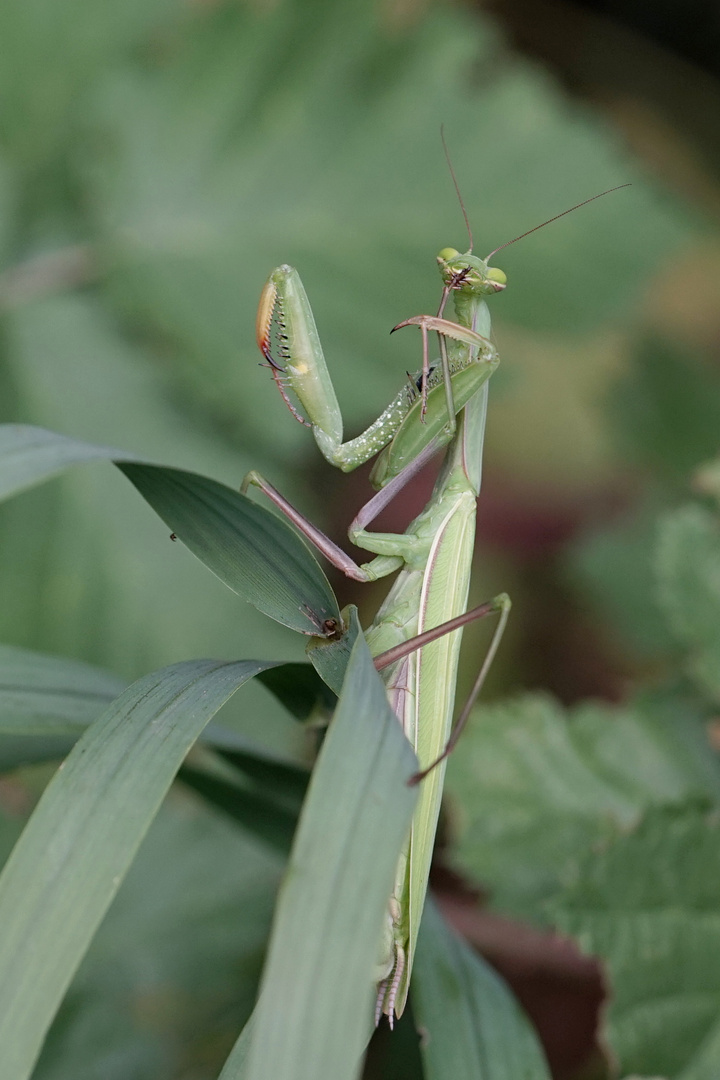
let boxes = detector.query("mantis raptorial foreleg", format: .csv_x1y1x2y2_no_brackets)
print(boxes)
256,264,502,474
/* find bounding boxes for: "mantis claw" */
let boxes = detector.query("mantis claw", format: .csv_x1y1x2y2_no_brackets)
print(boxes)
258,346,285,373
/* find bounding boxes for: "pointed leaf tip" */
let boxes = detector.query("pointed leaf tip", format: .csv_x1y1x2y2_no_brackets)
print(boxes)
118,463,340,636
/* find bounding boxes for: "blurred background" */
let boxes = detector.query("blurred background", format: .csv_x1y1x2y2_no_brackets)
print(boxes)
0,0,719,1077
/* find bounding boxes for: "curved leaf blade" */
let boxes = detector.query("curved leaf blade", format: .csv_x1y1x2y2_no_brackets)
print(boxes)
119,463,340,636
0,424,133,502
0,426,340,638
0,643,125,735
0,643,309,852
0,649,314,831
412,899,551,1080
229,633,418,1080
0,656,278,1080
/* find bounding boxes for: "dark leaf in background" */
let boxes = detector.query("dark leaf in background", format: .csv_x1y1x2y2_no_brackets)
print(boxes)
179,765,300,857
412,899,551,1080
656,501,720,702
550,806,720,1077
256,661,336,721
608,337,720,484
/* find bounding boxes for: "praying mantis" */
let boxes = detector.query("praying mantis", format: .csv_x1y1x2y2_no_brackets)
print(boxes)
243,177,628,1026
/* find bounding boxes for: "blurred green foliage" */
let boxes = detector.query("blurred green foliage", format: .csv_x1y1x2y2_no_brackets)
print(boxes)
1,0,720,1076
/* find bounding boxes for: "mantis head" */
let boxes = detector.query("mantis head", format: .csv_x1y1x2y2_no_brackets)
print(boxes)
436,183,631,305
436,248,507,296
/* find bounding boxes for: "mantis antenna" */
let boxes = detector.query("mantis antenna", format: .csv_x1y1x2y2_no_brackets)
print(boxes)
440,124,473,252
485,183,632,261
440,126,630,263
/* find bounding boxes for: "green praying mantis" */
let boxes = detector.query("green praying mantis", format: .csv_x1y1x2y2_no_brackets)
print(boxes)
243,175,628,1026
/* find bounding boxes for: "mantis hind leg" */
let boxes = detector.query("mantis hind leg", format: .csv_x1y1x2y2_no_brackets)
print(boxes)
372,592,512,784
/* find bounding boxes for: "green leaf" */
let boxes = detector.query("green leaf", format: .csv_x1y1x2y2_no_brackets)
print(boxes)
0,424,132,503
656,503,720,701
0,646,311,767
0,643,124,734
447,690,720,917
412,899,550,1080
549,806,720,1078
118,463,340,637
0,422,340,647
0,308,302,757
0,642,308,853
0,656,278,1080
0,647,314,853
33,801,278,1080
0,643,124,773
230,633,418,1080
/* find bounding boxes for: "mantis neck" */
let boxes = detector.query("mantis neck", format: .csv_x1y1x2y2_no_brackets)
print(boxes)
454,292,491,337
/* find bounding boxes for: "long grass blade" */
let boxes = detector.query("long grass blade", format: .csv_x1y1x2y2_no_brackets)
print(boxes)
0,657,278,1080
227,633,418,1080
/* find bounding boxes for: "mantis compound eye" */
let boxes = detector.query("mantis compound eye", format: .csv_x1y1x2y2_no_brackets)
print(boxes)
437,247,460,262
486,266,507,287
